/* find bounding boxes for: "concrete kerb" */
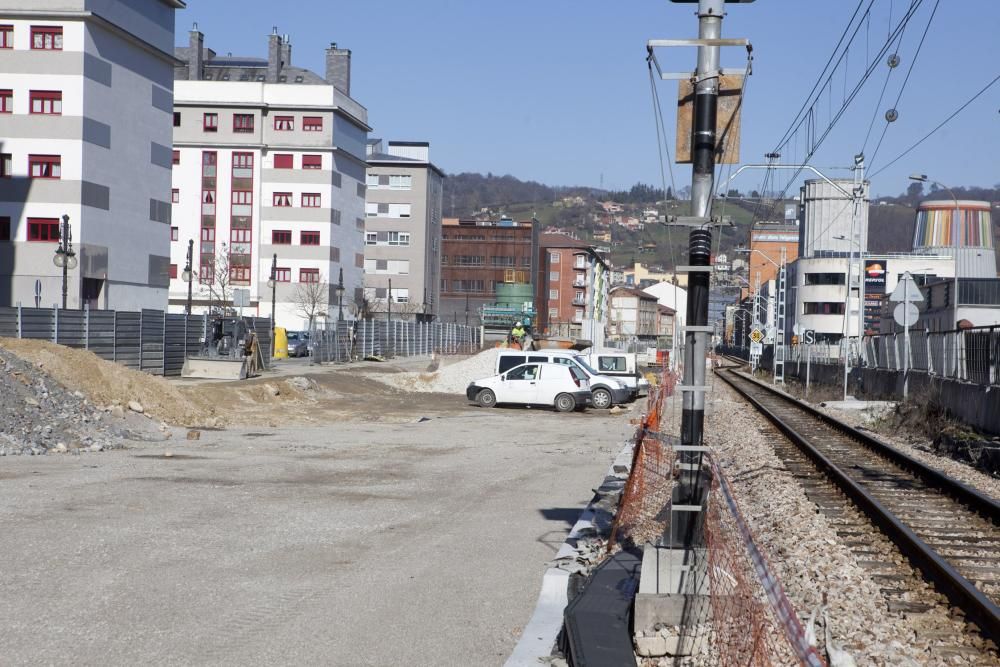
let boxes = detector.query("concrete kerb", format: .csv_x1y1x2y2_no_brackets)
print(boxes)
504,440,635,666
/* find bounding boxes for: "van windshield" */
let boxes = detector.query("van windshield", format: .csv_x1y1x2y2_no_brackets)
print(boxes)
573,356,600,375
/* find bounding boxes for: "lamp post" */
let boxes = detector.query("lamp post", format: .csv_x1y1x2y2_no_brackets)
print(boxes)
52,214,77,309
335,267,345,322
910,174,960,327
266,253,277,356
181,239,194,314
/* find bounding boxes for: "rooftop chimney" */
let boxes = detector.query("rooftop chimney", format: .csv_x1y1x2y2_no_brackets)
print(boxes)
189,25,204,80
267,27,282,83
280,33,292,70
325,42,351,94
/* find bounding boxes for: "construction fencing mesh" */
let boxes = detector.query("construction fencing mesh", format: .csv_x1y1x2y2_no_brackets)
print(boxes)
607,363,825,666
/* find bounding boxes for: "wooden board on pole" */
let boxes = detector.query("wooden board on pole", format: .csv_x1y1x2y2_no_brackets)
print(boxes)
675,74,743,164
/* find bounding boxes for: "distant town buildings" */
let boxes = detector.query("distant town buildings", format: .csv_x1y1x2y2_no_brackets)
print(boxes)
0,0,184,310
363,140,444,321
169,28,369,328
536,233,610,344
609,286,658,341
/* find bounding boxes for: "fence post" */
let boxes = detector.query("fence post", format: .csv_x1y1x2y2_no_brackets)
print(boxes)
53,303,59,343
84,303,90,350
139,309,144,370
925,332,933,375
16,301,22,338
112,309,117,362
162,310,167,375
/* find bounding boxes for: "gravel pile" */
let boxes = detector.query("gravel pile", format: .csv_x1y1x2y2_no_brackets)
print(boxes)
367,348,500,394
705,383,993,665
0,346,126,456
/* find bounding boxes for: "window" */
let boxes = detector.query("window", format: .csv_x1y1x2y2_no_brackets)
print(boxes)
230,267,251,283
0,25,11,49
301,193,320,208
303,116,323,131
550,252,560,263
203,113,218,132
366,174,379,188
355,253,365,268
231,191,252,217
31,26,63,50
301,231,320,246
29,91,62,115
169,264,178,279
199,264,214,284
274,267,291,282
549,289,558,299
598,356,627,373
389,175,412,190
0,217,9,241
29,154,61,179
549,308,558,320
272,230,291,245
273,153,293,169
172,150,180,165
506,364,539,381
388,231,409,246
365,232,377,245
302,154,322,170
173,112,181,127
0,89,11,113
232,152,253,178
272,192,292,207
803,302,846,315
274,115,294,131
550,271,559,281
804,272,846,286
233,114,254,133
171,189,179,204
231,228,251,244
27,218,60,242
299,268,320,283
170,226,178,241
1,153,10,178
574,309,584,320
392,203,411,218
200,228,215,242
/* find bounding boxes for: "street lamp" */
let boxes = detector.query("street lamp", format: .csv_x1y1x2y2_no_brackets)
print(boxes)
181,239,194,314
335,267,345,322
909,173,961,327
52,214,77,310
266,253,277,356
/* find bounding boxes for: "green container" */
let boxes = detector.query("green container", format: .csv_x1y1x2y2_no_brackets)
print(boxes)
495,282,534,307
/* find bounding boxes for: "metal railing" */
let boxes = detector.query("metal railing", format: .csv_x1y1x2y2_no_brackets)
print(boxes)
862,326,1000,385
308,319,482,363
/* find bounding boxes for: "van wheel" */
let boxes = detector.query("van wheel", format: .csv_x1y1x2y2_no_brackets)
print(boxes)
591,387,613,410
554,393,576,413
477,389,497,408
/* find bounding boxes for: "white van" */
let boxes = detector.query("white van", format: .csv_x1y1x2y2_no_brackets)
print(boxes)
466,362,591,412
580,350,649,397
494,350,632,409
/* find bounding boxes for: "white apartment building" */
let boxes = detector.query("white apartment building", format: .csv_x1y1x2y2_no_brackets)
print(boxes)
0,0,183,310
364,139,444,320
169,29,369,329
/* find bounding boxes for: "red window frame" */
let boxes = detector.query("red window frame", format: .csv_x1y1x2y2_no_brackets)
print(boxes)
170,226,179,241
27,217,60,242
199,263,214,285
169,264,178,279
1,153,11,178
299,268,320,283
29,154,61,179
229,267,251,283
200,227,215,242
203,112,218,132
274,115,294,131
171,189,179,204
0,216,10,241
303,116,323,132
231,191,253,205
0,89,12,113
31,26,62,50
273,153,293,169
233,113,254,133
232,152,253,171
274,267,291,282
172,150,180,165
302,154,322,170
271,230,292,244
300,231,320,246
301,193,320,208
29,90,62,115
231,228,252,244
0,25,12,50
272,192,292,207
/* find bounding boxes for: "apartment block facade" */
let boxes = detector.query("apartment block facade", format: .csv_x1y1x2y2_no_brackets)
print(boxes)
536,233,610,344
609,286,658,340
0,0,184,310
364,140,443,320
169,29,369,329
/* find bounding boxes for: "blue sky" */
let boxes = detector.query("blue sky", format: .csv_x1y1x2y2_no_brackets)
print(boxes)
177,1,999,198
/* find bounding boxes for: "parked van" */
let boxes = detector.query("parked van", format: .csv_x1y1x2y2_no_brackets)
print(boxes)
466,362,591,412
494,349,631,409
579,350,650,397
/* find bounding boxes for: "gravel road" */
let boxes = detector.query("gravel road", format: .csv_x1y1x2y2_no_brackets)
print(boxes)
0,399,631,666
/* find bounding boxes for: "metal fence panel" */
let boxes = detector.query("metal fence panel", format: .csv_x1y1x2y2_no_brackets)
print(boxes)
863,326,1000,386
20,308,55,340
115,312,141,369
87,311,116,360
56,310,87,348
0,307,18,337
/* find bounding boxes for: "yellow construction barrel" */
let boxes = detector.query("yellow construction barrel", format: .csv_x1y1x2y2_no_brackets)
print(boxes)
273,327,289,359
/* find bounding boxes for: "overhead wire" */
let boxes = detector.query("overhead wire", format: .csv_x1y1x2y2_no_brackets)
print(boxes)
860,2,912,152
647,56,679,269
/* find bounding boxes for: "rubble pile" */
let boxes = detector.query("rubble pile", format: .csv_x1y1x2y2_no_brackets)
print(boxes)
370,348,501,394
0,346,125,456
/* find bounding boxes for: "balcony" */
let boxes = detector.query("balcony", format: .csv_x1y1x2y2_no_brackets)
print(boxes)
572,296,586,306
572,279,587,288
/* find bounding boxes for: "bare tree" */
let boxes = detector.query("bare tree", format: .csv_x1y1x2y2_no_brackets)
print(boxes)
198,241,238,315
292,276,329,329
367,297,424,321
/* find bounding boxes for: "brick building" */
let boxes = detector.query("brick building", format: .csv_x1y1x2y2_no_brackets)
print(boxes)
536,233,610,343
743,221,799,299
439,217,538,323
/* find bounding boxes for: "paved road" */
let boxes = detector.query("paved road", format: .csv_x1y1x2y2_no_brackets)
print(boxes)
0,404,631,666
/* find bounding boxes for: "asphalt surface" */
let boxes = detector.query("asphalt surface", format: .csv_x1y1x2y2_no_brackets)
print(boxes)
0,403,632,666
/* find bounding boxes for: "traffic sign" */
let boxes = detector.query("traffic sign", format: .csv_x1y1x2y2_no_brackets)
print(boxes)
749,328,764,344
750,341,763,356
893,302,919,327
889,272,923,303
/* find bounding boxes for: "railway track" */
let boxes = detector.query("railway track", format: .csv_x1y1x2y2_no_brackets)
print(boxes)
715,365,1000,647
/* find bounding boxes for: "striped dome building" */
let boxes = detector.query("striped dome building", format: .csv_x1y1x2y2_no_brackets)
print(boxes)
912,200,995,278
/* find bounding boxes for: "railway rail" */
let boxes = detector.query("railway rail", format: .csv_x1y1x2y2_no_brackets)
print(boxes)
715,365,1000,646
